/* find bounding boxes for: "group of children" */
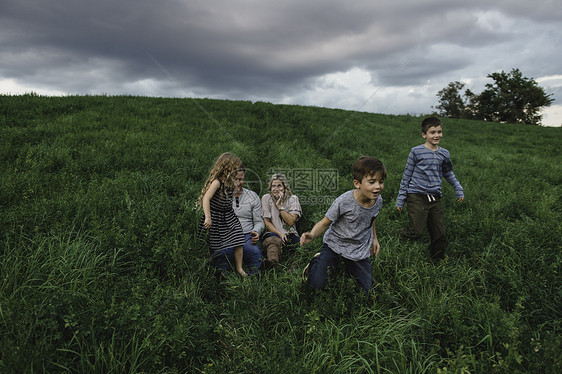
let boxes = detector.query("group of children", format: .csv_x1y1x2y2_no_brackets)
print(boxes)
198,117,464,292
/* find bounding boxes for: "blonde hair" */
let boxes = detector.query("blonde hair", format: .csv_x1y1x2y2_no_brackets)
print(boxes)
268,173,293,204
197,152,242,207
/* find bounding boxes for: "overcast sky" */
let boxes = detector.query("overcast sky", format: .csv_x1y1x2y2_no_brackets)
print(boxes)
2,0,561,126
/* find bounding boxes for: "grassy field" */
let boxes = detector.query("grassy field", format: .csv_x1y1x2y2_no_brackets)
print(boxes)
1,94,561,373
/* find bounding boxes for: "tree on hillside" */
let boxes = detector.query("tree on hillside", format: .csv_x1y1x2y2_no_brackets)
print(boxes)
435,82,465,118
435,69,554,125
434,81,478,119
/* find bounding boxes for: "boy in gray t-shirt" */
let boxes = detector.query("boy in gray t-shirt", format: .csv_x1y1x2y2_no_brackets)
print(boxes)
300,156,386,292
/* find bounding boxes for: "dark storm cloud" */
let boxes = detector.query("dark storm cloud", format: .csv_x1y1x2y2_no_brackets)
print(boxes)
1,0,561,125
0,2,524,86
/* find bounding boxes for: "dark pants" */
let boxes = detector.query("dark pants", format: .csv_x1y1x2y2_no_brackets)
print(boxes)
402,193,447,260
210,233,263,276
307,244,373,292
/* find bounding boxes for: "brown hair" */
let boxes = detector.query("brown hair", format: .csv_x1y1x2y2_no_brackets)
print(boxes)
352,156,387,182
197,152,242,207
267,173,293,204
421,116,443,133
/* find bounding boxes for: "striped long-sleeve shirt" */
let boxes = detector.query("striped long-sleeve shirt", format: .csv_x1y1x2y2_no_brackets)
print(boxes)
396,145,463,208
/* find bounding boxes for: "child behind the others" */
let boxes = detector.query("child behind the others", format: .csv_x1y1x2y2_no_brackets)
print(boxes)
396,116,464,261
197,152,247,277
301,156,386,293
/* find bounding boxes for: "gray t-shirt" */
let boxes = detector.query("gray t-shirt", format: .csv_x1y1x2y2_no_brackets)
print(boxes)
232,188,264,234
323,190,383,261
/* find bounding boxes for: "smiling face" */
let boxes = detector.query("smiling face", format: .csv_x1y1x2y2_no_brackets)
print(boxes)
270,178,285,198
353,171,385,205
422,125,443,149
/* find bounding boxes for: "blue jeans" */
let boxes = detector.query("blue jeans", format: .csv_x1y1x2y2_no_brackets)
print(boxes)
210,233,263,275
307,244,373,292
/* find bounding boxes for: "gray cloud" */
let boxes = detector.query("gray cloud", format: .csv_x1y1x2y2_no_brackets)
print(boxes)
1,0,561,125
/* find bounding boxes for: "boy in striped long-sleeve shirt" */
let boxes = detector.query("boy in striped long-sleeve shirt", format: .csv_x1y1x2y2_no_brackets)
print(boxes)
396,117,464,261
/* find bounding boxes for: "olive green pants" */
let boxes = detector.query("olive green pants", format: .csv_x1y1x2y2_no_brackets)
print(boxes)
402,193,447,260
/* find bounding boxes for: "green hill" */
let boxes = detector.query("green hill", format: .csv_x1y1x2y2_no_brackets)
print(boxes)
1,94,561,373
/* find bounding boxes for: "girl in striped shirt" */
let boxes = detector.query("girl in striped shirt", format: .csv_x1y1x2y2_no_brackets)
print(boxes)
198,152,247,276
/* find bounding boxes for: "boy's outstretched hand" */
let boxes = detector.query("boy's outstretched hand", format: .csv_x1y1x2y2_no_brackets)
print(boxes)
457,197,464,203
300,232,314,246
300,217,332,246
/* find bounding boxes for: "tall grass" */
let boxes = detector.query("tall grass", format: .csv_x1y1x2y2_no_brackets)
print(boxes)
1,94,561,373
